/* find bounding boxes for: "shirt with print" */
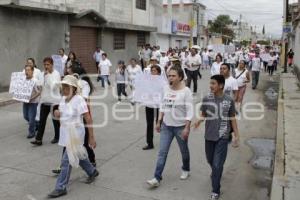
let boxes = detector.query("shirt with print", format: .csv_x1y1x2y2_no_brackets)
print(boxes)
160,86,193,127
201,94,236,141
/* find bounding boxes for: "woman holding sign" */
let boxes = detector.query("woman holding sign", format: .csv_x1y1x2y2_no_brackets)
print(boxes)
147,65,193,187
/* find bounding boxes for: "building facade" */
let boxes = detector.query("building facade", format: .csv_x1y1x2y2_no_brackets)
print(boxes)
0,0,161,89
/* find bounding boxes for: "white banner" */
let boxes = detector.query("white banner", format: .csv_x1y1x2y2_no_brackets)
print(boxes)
210,45,235,54
133,73,167,108
52,55,64,76
9,72,35,103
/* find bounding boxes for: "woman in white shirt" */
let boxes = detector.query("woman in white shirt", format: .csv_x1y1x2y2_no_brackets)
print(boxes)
268,52,276,76
47,75,98,198
98,53,112,88
211,54,223,76
147,65,193,188
235,60,250,111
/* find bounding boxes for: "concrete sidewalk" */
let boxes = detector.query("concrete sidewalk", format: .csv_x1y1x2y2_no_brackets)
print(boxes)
271,72,300,200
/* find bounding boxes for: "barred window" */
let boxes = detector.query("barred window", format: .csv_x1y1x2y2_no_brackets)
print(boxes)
114,31,125,50
137,32,146,47
136,0,146,10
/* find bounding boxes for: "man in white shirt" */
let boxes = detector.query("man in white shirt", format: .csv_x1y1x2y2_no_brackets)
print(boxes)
152,46,161,61
143,44,152,68
159,51,169,71
186,48,202,94
98,53,112,88
31,57,61,146
251,52,262,89
93,47,105,71
220,63,238,102
202,48,210,69
58,48,68,76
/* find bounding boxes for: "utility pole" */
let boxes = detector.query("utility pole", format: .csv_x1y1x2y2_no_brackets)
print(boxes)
283,0,289,73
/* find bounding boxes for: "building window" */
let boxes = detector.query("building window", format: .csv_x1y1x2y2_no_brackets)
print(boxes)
136,0,146,10
137,32,146,47
114,31,125,50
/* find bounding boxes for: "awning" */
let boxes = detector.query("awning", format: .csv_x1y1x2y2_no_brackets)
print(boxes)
103,21,157,32
75,9,107,23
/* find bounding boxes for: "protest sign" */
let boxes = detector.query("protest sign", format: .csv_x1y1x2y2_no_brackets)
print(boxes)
133,73,167,108
9,72,35,103
52,55,64,76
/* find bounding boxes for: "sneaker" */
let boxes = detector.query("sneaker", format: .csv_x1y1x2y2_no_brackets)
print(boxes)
210,193,220,200
116,101,121,105
47,189,67,198
30,140,42,146
85,169,99,184
146,178,160,188
180,171,190,180
51,138,59,144
142,145,154,150
52,167,61,175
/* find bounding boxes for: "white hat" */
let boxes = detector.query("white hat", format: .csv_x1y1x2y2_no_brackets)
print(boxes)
61,75,79,88
150,56,158,61
170,55,180,62
191,45,201,50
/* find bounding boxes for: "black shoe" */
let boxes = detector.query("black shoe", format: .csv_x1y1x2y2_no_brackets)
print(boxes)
85,170,99,184
27,134,35,139
142,145,154,150
52,168,61,175
51,139,59,144
47,189,67,198
31,140,42,146
91,162,97,167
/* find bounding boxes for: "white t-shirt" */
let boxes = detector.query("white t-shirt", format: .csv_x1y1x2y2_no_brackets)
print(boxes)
211,62,223,76
160,86,193,127
268,56,276,66
251,57,262,72
186,54,202,71
40,70,61,104
127,65,143,85
58,95,89,147
202,52,209,61
79,79,90,99
224,76,238,98
99,59,112,75
160,56,169,68
152,50,162,60
235,68,248,87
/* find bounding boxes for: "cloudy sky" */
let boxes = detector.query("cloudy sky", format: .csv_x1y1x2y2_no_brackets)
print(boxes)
163,0,289,38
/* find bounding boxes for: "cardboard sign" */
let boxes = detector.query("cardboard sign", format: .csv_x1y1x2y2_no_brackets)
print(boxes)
133,73,167,108
52,55,64,76
9,72,35,103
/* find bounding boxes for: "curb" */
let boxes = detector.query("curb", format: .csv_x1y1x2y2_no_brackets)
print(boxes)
270,74,286,200
0,99,18,107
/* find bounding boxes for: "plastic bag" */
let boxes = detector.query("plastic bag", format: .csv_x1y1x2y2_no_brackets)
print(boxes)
66,123,88,168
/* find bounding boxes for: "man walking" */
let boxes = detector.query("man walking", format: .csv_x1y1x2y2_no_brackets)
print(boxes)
194,75,240,200
251,52,262,89
186,47,202,94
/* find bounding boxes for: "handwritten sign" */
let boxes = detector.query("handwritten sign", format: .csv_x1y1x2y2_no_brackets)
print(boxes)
9,72,35,103
52,55,64,76
133,73,167,108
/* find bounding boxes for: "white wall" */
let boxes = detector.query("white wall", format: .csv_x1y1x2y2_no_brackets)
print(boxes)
294,24,300,67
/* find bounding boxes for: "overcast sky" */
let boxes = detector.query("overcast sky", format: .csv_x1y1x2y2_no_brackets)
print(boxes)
163,0,286,38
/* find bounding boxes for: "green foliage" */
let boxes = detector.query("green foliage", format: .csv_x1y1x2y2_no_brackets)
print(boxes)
209,15,235,43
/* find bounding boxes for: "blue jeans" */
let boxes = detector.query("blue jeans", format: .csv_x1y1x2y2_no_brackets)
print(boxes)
205,139,229,195
23,103,38,135
100,75,111,88
55,151,96,191
252,71,260,89
154,123,190,181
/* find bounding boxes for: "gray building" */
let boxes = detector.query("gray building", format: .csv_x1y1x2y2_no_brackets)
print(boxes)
0,0,160,89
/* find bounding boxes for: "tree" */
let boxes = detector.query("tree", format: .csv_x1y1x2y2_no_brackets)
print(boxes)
209,15,235,44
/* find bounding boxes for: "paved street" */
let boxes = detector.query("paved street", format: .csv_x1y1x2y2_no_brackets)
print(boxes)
0,70,279,200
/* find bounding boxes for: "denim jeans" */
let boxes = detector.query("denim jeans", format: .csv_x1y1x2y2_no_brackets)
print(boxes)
23,103,38,135
154,123,190,181
205,139,229,195
100,75,111,88
251,71,260,89
55,151,96,191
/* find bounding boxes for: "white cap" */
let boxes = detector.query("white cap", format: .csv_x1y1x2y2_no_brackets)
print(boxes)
191,45,201,50
61,75,79,88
